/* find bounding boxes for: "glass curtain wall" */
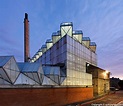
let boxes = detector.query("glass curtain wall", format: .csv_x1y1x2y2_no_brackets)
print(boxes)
62,35,97,86
37,35,97,86
37,36,67,85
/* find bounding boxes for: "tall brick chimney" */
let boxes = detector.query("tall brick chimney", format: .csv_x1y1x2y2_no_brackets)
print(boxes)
24,13,30,62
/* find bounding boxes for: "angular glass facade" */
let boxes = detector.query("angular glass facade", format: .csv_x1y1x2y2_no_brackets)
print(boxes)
35,35,97,86
64,35,96,85
0,56,20,85
15,63,44,85
0,22,97,87
30,22,97,86
42,66,61,85
0,56,63,85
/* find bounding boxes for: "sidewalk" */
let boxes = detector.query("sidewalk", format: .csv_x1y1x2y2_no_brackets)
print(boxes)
80,91,123,106
67,90,123,106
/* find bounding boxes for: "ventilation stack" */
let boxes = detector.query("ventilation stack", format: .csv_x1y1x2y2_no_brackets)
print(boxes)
24,13,30,62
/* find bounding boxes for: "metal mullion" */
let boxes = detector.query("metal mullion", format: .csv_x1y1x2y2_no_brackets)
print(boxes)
13,72,21,84
58,75,60,85
37,72,41,85
66,26,72,35
61,27,67,35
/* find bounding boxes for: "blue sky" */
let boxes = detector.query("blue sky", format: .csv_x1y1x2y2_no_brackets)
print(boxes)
0,0,123,79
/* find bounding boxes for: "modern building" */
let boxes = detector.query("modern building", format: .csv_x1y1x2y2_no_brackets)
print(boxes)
30,22,97,86
0,13,110,105
0,22,97,87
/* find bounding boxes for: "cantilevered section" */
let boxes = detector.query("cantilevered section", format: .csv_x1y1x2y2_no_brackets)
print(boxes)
24,13,30,62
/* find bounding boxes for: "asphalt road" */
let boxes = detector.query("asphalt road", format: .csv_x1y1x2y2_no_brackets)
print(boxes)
80,90,123,106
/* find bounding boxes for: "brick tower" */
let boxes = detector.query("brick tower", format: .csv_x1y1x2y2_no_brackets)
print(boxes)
24,13,30,62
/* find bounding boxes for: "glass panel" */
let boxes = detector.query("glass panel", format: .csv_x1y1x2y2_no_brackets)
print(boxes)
61,26,72,37
60,70,66,77
0,68,11,83
26,73,34,80
39,74,44,84
33,73,40,83
54,75,59,84
49,75,55,82
0,78,10,85
42,76,57,85
4,68,11,78
14,73,39,85
0,56,11,67
11,70,17,82
60,77,66,84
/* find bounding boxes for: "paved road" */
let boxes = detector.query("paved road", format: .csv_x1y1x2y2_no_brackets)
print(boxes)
79,91,123,106
118,101,123,104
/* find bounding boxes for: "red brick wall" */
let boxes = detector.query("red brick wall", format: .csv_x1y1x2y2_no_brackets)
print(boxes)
0,87,93,106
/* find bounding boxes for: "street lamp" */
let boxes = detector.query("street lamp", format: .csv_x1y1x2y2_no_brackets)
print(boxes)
103,70,109,79
86,63,90,72
106,70,109,74
87,63,90,67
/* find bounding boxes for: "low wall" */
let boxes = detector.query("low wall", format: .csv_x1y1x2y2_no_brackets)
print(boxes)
0,87,93,106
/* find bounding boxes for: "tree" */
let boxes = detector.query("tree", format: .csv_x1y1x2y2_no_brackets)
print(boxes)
118,80,123,90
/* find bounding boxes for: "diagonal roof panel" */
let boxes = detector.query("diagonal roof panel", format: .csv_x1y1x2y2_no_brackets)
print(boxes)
0,56,12,67
17,62,43,73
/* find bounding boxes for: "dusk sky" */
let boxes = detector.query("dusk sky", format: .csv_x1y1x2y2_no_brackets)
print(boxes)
0,0,123,79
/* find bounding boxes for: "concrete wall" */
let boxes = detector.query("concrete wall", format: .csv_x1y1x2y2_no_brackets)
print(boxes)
87,65,110,97
0,87,93,106
93,78,110,96
97,79,110,95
